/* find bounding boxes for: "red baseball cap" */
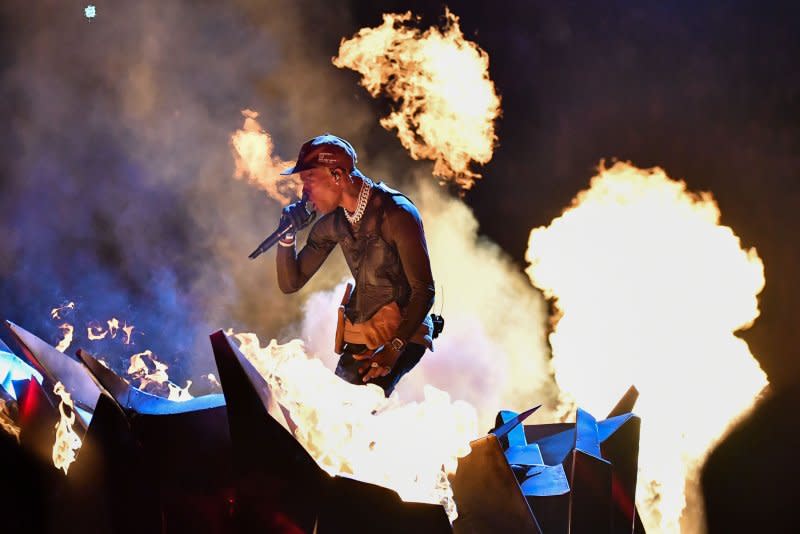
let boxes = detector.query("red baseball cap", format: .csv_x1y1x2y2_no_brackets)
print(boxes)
281,133,365,178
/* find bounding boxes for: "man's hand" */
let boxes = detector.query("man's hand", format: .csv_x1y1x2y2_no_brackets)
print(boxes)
353,343,403,383
281,200,314,232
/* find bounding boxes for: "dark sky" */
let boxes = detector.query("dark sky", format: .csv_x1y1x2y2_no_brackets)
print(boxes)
350,0,800,389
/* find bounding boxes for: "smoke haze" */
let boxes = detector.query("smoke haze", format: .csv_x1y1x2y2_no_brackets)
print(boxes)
0,0,557,420
0,0,402,382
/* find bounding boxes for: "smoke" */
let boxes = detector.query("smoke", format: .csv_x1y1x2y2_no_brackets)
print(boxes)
0,0,377,381
0,0,556,431
231,109,301,204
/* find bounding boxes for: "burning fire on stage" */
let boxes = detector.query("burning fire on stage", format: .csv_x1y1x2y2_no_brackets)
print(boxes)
0,3,784,534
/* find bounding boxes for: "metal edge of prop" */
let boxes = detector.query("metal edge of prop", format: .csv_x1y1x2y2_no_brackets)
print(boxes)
607,386,639,418
452,433,542,534
5,321,101,416
209,329,323,533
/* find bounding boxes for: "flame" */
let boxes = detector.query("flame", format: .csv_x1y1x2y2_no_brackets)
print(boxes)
0,399,21,443
167,380,193,402
54,323,74,353
87,323,108,340
230,109,300,204
52,381,83,475
334,10,500,189
122,324,134,344
128,350,170,389
127,350,193,401
86,317,133,343
205,373,221,388
524,162,768,533
50,301,75,320
107,317,120,338
234,332,477,520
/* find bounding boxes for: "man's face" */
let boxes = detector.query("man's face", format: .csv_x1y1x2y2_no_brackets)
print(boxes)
300,167,341,214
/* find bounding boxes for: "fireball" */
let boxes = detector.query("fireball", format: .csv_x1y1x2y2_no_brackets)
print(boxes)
525,161,768,533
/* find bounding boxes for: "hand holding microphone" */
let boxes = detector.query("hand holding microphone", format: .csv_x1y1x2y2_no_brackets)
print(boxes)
280,198,315,234
248,194,316,259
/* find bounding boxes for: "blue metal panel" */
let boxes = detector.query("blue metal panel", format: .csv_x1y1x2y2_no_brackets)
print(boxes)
505,443,544,466
575,408,602,459
520,464,570,497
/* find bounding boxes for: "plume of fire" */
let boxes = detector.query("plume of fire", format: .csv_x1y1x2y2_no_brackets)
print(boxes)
230,109,300,204
54,323,74,353
0,399,21,443
334,10,501,189
52,381,82,475
524,161,768,533
50,301,75,320
127,350,193,401
233,332,477,520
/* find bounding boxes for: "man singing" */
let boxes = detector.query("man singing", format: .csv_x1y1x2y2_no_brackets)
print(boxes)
276,134,435,396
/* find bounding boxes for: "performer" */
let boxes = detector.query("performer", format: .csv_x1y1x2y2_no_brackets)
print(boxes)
276,134,435,396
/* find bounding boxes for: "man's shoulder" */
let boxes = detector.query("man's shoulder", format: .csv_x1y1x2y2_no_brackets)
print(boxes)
373,183,424,230
375,182,420,217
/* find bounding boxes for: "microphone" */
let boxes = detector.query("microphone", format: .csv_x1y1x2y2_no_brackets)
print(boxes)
248,194,316,260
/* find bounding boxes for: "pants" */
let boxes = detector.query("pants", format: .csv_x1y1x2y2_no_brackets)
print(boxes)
334,342,426,397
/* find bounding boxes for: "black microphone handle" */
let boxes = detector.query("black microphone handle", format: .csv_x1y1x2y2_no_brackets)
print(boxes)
248,195,316,260
248,221,293,259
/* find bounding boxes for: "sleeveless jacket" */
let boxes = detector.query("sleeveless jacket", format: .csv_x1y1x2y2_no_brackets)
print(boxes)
340,183,411,323
276,181,435,343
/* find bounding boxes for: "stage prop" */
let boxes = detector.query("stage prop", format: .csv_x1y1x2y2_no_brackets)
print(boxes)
452,389,643,534
0,322,644,533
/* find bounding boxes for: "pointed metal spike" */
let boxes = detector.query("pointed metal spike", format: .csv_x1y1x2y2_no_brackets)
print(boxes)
575,407,602,459
452,434,543,533
498,409,528,447
76,349,132,407
607,385,639,418
209,329,321,532
492,404,541,440
5,321,101,413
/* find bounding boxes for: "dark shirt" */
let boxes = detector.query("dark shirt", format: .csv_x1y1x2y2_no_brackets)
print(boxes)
277,183,434,343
